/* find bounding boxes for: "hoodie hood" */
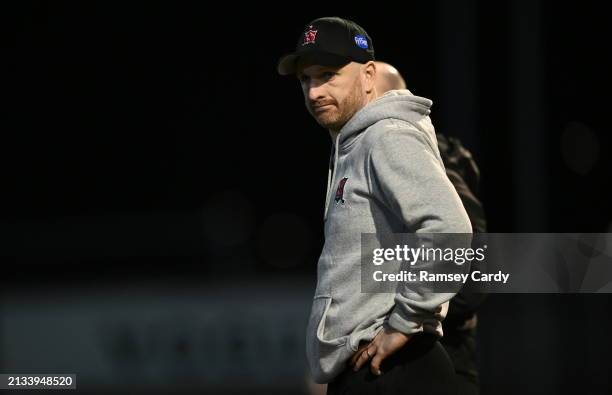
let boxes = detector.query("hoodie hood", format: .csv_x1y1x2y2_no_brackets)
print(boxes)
323,90,436,221
336,89,433,152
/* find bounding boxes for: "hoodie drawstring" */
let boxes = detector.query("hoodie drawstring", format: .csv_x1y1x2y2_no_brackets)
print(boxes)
324,134,341,221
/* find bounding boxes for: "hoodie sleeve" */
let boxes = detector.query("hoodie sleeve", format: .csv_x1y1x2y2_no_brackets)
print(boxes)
368,124,473,335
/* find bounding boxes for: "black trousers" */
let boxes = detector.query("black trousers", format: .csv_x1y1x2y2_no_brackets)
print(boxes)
439,328,479,395
327,334,457,395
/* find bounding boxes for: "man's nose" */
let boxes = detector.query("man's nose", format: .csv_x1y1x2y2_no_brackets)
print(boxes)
307,81,325,102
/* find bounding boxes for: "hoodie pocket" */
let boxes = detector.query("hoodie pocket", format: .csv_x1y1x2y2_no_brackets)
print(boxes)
306,296,352,382
307,296,346,348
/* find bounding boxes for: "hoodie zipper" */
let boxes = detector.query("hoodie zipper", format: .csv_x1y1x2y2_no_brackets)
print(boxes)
324,134,341,221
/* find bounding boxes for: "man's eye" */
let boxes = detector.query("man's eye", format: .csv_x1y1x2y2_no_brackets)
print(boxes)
323,72,336,79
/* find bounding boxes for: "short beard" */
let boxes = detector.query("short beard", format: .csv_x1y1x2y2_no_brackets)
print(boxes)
313,79,366,132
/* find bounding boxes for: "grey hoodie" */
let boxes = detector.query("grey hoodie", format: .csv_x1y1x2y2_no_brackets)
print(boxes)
306,89,472,383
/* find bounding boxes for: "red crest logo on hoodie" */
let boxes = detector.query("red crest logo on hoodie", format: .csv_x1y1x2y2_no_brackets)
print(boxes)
302,26,318,45
335,177,348,204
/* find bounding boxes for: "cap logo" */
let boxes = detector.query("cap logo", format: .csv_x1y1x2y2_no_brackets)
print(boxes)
302,26,318,46
354,34,368,49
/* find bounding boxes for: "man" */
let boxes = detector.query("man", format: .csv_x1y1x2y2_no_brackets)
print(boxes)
375,61,487,395
278,17,472,394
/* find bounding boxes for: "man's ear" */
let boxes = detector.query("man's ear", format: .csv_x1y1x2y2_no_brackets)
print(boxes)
363,61,377,94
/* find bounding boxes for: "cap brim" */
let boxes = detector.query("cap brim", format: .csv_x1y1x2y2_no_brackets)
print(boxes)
277,50,351,76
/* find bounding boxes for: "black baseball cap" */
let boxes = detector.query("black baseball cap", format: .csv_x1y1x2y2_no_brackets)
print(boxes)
277,17,375,76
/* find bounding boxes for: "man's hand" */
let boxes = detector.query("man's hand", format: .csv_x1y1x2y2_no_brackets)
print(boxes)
348,326,412,376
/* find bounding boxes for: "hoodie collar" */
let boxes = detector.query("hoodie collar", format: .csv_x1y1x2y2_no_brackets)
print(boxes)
333,89,433,153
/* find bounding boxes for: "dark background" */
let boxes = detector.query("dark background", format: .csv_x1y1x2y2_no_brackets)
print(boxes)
1,1,611,394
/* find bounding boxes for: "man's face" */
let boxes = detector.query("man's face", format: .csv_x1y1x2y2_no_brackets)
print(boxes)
296,61,367,132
